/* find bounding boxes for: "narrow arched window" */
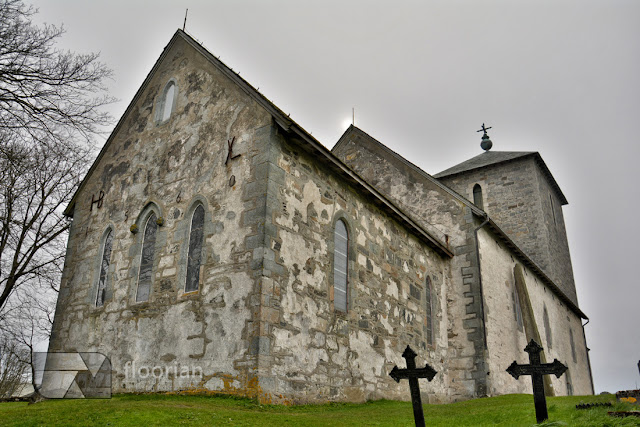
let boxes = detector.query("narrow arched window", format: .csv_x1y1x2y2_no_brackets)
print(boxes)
425,276,434,346
569,329,577,363
473,184,484,209
156,80,177,123
333,219,349,312
185,205,205,293
96,229,113,307
543,305,552,349
136,213,158,302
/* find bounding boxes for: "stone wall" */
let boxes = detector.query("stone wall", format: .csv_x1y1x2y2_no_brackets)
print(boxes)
50,36,275,397
256,131,452,403
332,129,490,401
438,156,578,305
477,228,592,395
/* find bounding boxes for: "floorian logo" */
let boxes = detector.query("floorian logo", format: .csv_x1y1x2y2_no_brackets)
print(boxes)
34,352,111,398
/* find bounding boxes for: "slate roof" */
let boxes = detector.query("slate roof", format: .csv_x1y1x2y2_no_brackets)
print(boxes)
434,151,568,205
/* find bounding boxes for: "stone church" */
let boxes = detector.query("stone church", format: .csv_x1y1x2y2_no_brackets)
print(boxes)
49,29,594,403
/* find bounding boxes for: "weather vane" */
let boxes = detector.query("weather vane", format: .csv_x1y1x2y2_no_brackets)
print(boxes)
477,123,493,151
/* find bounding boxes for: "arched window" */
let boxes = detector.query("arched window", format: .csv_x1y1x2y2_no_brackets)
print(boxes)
473,184,484,209
185,205,205,293
95,229,113,307
136,213,158,302
569,329,577,363
333,219,349,312
425,276,434,346
156,80,177,123
543,305,552,349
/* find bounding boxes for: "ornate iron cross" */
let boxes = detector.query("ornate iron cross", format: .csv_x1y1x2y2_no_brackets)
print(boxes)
389,345,437,427
476,123,492,136
506,339,567,423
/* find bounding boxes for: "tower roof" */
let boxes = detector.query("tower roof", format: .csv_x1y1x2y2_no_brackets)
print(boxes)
434,151,568,205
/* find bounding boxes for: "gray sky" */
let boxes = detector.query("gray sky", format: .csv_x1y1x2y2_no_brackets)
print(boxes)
31,0,639,394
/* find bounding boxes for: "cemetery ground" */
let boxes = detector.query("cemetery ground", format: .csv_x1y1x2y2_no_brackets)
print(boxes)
0,393,638,426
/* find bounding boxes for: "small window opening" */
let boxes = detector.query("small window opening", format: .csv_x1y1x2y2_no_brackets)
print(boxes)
550,195,557,226
185,205,205,293
473,184,484,210
425,276,434,346
512,282,523,330
333,219,349,311
96,229,113,307
569,329,577,363
136,213,158,302
543,305,552,349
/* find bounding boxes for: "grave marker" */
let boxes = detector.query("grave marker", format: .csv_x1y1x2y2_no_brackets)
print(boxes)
506,339,567,423
389,345,437,427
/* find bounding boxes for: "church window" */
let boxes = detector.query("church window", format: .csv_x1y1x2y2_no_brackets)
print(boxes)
185,205,205,293
425,276,434,346
512,282,523,330
136,212,158,302
95,228,113,307
333,219,349,312
543,305,552,349
473,184,484,209
156,80,177,123
569,329,577,363
550,195,557,226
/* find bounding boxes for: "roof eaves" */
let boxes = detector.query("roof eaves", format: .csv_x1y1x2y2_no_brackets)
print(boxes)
484,218,586,319
333,126,486,217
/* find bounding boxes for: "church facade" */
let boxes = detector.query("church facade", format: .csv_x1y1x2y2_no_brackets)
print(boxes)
49,30,593,403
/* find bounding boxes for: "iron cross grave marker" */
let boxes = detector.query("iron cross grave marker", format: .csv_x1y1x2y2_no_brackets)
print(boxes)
389,345,437,427
506,339,567,423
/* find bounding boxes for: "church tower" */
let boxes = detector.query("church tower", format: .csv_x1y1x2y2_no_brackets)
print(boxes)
434,126,578,305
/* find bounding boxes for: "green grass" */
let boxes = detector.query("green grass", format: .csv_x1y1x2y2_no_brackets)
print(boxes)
0,393,637,426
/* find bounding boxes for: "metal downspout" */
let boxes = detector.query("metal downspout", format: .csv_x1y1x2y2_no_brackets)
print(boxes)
582,319,596,394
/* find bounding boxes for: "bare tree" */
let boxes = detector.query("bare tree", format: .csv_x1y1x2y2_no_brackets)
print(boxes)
0,0,113,315
0,284,54,401
0,0,114,146
0,134,90,314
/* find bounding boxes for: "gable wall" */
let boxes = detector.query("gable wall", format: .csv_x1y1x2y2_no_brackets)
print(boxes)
50,36,276,396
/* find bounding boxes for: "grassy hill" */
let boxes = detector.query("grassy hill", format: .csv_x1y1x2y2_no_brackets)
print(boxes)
0,393,637,426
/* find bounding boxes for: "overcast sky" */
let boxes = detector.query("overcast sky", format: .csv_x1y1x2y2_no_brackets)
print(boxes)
30,0,639,394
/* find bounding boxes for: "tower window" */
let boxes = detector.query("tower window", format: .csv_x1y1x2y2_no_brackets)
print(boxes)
96,229,113,307
550,195,557,226
136,213,158,302
333,219,349,312
473,184,484,210
569,329,577,363
185,205,205,293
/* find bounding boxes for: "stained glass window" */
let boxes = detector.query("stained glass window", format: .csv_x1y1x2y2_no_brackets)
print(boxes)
136,213,157,302
95,229,113,307
185,205,205,293
333,219,348,312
